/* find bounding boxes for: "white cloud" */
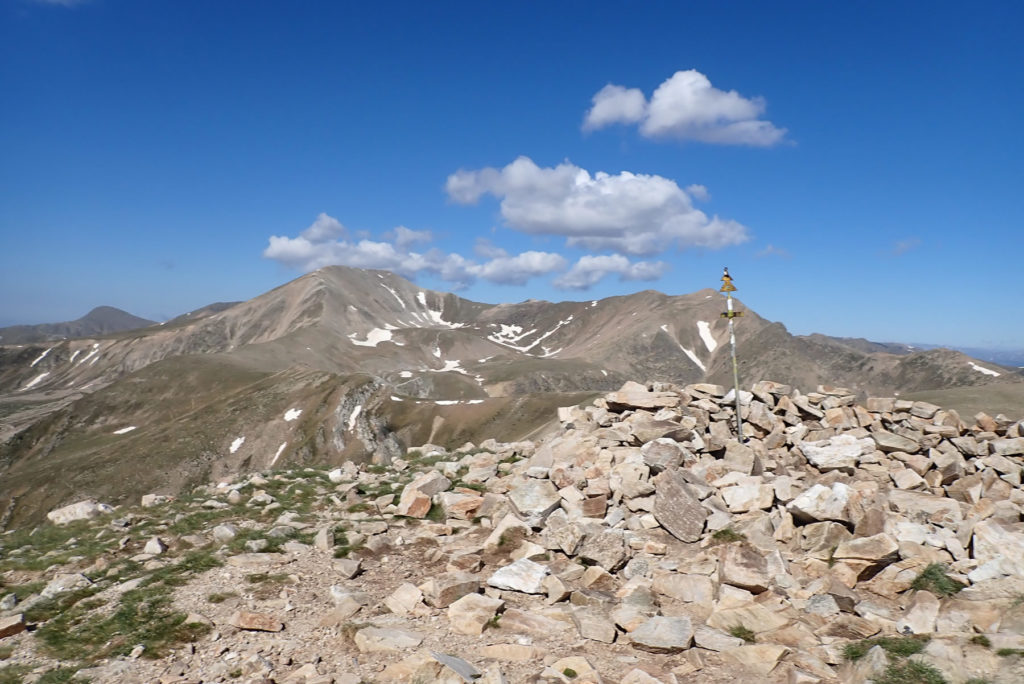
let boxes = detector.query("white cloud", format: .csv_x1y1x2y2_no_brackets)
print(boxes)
391,226,432,249
264,214,566,288
301,212,347,241
581,84,647,131
583,69,787,146
472,251,568,285
445,156,749,256
555,255,667,290
685,184,710,201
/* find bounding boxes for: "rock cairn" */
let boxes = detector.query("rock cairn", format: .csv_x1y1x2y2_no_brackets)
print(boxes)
2,379,1024,683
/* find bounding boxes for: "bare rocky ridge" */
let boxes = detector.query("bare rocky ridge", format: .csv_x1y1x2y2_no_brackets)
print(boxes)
0,307,156,345
1,266,1021,528
1,380,1023,683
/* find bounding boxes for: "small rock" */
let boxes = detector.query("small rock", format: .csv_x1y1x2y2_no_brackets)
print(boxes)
0,614,27,639
353,626,424,653
447,593,504,635
228,610,284,632
143,537,167,555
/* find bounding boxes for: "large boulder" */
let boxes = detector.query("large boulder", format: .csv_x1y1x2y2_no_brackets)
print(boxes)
628,616,694,653
46,500,113,525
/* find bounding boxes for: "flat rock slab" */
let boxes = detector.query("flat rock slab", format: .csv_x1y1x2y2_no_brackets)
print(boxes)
872,430,920,453
228,611,284,632
487,558,549,594
0,614,26,640
354,626,425,653
834,533,899,564
606,390,681,411
722,644,790,675
225,553,289,568
629,615,694,653
990,437,1024,456
652,470,707,542
507,479,561,526
46,499,113,525
447,593,504,635
41,573,92,599
787,483,852,524
799,434,873,471
718,543,770,593
430,651,482,683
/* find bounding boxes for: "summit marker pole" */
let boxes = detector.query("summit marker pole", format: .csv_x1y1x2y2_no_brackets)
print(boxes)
720,267,744,441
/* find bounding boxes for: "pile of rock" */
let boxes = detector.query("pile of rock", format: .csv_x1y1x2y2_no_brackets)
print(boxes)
375,379,1024,682
3,379,1023,683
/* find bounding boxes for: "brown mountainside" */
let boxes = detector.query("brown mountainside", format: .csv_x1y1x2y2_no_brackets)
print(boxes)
1,266,1020,526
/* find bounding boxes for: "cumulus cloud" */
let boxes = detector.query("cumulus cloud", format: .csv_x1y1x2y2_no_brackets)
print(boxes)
581,84,647,131
264,214,566,288
685,184,710,201
555,255,667,290
301,212,347,241
445,156,749,256
583,69,787,146
390,226,432,249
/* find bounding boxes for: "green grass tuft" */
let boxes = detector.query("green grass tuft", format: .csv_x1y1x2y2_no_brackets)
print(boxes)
711,527,746,544
969,635,991,648
37,668,82,684
206,591,238,604
997,648,1024,657
909,563,964,597
728,624,757,643
843,635,929,661
0,665,31,684
874,660,948,684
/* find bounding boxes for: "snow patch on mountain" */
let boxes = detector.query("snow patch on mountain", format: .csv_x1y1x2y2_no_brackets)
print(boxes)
78,343,100,365
381,284,405,308
270,442,287,467
22,372,49,390
350,328,395,347
968,361,1000,377
697,321,718,353
30,347,52,367
662,324,706,372
283,408,302,422
229,436,245,454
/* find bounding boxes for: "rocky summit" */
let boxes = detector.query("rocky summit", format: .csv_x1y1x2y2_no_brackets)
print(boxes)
2,379,1024,683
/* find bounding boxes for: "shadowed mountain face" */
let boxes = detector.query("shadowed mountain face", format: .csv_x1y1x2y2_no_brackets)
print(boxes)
0,306,156,344
1,266,1020,526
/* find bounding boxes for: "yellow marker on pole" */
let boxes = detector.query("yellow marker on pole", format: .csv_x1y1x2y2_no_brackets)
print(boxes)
720,268,744,441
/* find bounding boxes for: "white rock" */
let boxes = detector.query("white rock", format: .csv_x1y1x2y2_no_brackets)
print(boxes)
487,559,549,594
46,500,113,525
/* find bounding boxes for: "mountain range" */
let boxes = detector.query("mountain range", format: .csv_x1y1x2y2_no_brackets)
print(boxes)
1,266,1020,527
0,306,156,345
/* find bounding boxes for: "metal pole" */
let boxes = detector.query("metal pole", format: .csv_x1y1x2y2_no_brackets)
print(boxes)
720,268,744,441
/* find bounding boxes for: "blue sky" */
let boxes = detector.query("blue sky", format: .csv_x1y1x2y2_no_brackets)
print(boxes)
1,1,1021,349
